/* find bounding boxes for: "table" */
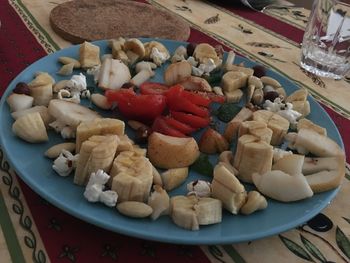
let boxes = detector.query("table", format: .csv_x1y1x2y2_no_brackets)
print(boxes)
1,1,350,262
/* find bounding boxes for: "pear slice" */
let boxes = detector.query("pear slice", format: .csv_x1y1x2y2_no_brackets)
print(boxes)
302,155,345,193
252,170,313,202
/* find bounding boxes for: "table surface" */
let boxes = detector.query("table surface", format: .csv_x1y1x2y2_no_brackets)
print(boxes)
1,1,350,263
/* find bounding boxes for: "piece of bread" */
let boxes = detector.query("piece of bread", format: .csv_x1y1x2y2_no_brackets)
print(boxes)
50,0,190,44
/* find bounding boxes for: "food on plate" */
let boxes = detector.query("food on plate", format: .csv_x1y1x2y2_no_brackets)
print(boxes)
302,155,345,193
106,88,167,123
147,185,170,220
79,41,101,68
74,135,118,185
170,195,222,230
297,118,327,136
285,128,344,157
58,56,81,68
285,89,310,117
12,112,48,143
198,128,229,154
6,93,34,112
45,142,76,159
161,167,189,191
238,120,273,144
272,154,304,175
11,105,53,127
252,170,313,202
28,72,55,87
225,88,244,103
252,110,289,146
211,163,247,214
193,43,221,66
143,41,170,66
218,151,239,175
163,60,192,86
147,132,200,169
13,82,31,95
75,118,124,152
90,93,112,110
98,58,131,90
123,38,145,63
223,107,253,142
234,134,273,183
178,76,212,92
48,99,101,129
221,71,248,93
187,180,211,197
151,165,163,186
117,201,153,218
110,150,153,202
5,38,346,232
57,63,75,76
240,191,267,215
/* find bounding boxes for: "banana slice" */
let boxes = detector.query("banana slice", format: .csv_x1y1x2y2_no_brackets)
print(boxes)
12,112,48,143
161,167,189,191
12,106,53,128
238,120,273,144
147,185,170,220
252,110,289,146
76,118,125,152
110,151,153,202
74,135,118,185
170,195,222,231
233,134,273,183
98,58,131,90
211,163,246,214
79,41,101,68
29,83,53,106
224,107,253,142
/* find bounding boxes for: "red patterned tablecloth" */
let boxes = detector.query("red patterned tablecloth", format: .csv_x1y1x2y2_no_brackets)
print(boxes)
1,1,350,263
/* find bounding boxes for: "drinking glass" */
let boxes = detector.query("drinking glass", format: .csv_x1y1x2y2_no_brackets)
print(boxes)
300,0,350,79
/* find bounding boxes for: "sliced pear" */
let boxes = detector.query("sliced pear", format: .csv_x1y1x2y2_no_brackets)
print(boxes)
252,170,313,202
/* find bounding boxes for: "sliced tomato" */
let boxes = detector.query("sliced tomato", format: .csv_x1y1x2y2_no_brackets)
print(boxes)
140,82,169,95
163,116,197,135
105,88,135,103
170,111,211,129
181,90,211,107
207,93,226,104
106,89,166,123
166,92,210,118
152,116,187,137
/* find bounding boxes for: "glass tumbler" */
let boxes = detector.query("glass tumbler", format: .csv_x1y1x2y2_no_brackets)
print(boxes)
300,0,350,79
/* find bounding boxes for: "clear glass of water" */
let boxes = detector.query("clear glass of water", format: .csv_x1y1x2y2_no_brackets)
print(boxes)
300,0,350,79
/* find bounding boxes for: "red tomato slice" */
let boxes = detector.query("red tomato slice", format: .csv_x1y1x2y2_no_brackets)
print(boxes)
181,90,211,107
140,82,169,95
106,89,166,123
152,116,187,137
105,88,135,103
170,111,211,129
163,116,197,135
166,92,210,118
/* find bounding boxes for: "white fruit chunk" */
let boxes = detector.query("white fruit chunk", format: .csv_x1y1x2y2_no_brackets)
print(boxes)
252,170,313,202
98,58,131,90
302,155,345,193
211,163,246,214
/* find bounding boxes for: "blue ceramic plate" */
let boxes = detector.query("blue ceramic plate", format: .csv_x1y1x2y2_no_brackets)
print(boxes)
0,39,344,244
